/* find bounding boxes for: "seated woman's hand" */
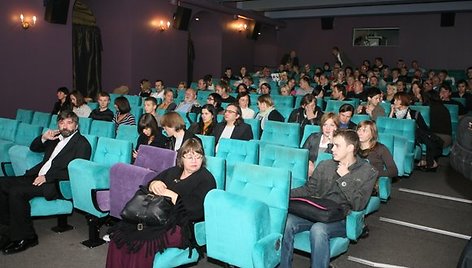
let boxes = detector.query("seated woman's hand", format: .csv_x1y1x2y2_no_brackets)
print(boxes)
161,189,179,204
149,180,167,195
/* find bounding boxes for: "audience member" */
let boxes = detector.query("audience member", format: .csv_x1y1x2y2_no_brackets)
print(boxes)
302,112,339,177
175,88,200,113
196,78,208,91
236,83,248,94
288,94,323,130
51,87,71,115
113,96,136,132
256,94,285,131
212,103,253,148
203,93,224,114
106,138,216,268
138,79,152,98
296,76,314,95
133,113,167,160
384,83,397,103
160,112,200,151
357,87,385,121
258,82,272,95
143,97,161,124
237,66,248,80
424,91,453,152
70,90,92,118
237,92,255,119
0,111,91,254
452,80,472,112
188,104,217,136
215,82,236,103
331,84,349,101
150,80,165,100
439,84,467,115
338,104,357,130
157,89,177,111
177,81,187,90
281,129,377,268
408,81,424,104
347,80,367,101
222,67,237,82
89,92,114,121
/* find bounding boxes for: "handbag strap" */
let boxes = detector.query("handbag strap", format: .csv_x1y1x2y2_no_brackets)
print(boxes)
290,197,328,210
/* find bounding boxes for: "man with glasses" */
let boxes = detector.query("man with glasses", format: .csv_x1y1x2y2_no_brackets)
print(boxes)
212,103,253,149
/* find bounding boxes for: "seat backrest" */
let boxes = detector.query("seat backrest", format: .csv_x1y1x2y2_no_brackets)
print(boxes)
244,118,260,140
271,95,294,108
278,107,293,122
300,124,321,147
89,120,115,138
116,124,139,148
451,97,466,107
261,121,300,148
216,139,259,186
130,105,143,123
410,105,430,127
259,144,308,189
0,118,19,142
93,137,132,166
315,152,333,167
134,145,177,176
30,111,51,128
124,95,141,107
380,102,392,116
196,134,215,156
325,100,356,113
16,109,34,124
376,117,416,151
14,123,43,146
228,163,290,234
205,156,226,190
378,133,394,156
78,117,92,135
48,115,58,130
351,114,370,125
82,134,99,160
87,102,99,111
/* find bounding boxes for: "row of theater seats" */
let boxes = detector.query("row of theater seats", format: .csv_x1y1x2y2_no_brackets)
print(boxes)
2,108,397,266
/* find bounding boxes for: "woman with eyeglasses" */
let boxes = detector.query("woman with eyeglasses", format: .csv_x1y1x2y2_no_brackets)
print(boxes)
212,103,253,146
160,112,201,151
106,138,216,268
188,104,218,136
206,93,224,114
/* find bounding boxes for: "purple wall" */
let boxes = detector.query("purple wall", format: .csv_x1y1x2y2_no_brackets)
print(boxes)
271,12,472,70
0,1,73,118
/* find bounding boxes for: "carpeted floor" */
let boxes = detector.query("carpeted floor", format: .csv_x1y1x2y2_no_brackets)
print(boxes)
1,157,471,268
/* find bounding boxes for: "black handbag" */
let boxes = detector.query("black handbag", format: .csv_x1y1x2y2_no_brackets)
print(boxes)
120,185,174,228
288,197,345,223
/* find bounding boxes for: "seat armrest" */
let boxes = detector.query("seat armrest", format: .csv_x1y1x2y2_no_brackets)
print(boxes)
252,233,283,268
92,189,110,213
58,180,72,200
346,210,365,241
194,222,206,246
1,162,13,176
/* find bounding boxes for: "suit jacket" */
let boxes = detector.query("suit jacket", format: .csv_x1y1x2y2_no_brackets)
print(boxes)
303,132,333,162
25,132,92,200
212,122,253,144
165,131,201,151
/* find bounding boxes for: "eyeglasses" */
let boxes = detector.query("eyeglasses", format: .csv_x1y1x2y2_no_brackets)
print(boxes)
207,97,214,101
182,153,203,160
224,109,237,114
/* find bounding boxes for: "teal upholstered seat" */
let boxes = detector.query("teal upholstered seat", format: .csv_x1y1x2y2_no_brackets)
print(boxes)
259,144,308,189
48,115,58,130
324,100,356,113
78,117,92,135
16,109,34,124
8,145,44,176
115,124,139,148
216,139,259,187
89,120,115,138
0,118,19,176
204,163,291,268
196,134,215,156
410,105,430,127
244,118,261,140
261,121,301,148
271,95,294,108
351,114,370,125
300,124,321,147
30,111,52,128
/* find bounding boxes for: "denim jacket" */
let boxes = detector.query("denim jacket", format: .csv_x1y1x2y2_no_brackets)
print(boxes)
291,156,377,212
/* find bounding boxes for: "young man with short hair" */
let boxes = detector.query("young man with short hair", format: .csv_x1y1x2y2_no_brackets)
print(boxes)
143,97,161,124
89,92,114,121
280,129,377,268
150,80,165,101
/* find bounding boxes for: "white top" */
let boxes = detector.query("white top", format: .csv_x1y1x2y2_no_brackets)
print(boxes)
174,135,184,151
241,107,255,119
151,90,165,101
73,104,92,117
38,131,77,176
216,125,235,152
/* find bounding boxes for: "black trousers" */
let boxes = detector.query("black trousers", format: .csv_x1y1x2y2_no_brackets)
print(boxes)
0,175,44,240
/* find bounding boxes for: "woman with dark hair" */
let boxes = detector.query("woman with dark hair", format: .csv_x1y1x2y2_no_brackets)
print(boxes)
357,87,385,121
188,104,217,136
106,138,216,268
52,87,71,115
237,92,255,119
408,81,424,104
256,94,285,131
113,96,136,132
206,93,224,114
258,83,271,95
132,114,167,159
357,120,398,180
389,92,442,171
288,93,323,130
212,103,253,146
70,90,92,117
160,112,200,151
236,83,248,94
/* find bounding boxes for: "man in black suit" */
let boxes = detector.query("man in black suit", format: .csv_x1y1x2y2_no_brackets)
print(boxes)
0,111,91,254
212,103,253,147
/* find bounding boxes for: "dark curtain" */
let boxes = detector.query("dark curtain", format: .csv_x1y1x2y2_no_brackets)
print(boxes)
73,24,102,99
187,32,195,86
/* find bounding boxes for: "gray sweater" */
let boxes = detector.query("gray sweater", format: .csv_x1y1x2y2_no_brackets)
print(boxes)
291,156,378,214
